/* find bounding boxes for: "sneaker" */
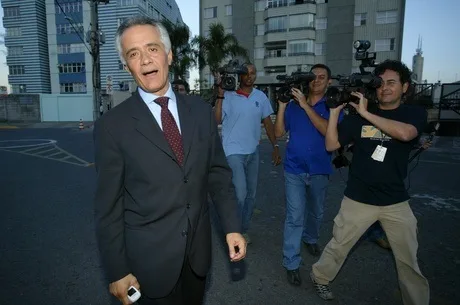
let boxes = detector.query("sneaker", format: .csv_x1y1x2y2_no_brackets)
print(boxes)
374,237,392,250
286,268,302,286
242,233,252,244
310,272,334,300
304,242,321,256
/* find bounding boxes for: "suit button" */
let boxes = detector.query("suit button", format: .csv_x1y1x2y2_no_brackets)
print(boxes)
186,203,191,209
181,230,188,237
183,177,188,183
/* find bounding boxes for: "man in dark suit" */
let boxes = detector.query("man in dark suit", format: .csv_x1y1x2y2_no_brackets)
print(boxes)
93,16,246,305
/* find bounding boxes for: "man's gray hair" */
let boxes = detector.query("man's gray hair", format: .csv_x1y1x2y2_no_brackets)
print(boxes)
115,15,171,64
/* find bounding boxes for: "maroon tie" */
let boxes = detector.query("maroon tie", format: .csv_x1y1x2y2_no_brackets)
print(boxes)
155,97,184,165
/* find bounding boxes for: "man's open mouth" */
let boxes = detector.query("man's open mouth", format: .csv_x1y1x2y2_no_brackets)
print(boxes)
143,70,158,76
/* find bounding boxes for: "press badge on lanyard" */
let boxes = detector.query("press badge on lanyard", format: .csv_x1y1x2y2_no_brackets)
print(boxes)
371,134,387,162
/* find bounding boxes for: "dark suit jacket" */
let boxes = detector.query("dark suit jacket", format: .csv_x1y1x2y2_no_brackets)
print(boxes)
93,91,241,298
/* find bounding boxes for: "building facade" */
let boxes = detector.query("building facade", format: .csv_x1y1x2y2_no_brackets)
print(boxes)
199,0,406,88
2,0,183,94
2,0,51,94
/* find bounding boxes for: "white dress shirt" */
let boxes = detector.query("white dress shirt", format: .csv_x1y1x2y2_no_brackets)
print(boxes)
138,84,182,134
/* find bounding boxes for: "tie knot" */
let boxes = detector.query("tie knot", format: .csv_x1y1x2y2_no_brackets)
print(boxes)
155,97,169,108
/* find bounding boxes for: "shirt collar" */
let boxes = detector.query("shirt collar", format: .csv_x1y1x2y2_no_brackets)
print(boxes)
138,83,176,105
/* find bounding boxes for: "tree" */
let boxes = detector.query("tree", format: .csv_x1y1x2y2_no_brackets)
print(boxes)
161,20,196,80
192,22,248,78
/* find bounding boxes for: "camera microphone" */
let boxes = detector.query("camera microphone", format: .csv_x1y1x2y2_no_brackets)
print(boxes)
408,122,440,163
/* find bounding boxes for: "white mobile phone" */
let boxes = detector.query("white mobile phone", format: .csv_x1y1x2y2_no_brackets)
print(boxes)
127,286,141,303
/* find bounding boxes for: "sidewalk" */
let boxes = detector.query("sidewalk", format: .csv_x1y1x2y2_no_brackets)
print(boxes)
0,121,94,129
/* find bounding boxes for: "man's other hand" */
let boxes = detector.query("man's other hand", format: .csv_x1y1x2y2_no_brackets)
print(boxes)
109,273,140,305
226,232,247,262
272,146,282,166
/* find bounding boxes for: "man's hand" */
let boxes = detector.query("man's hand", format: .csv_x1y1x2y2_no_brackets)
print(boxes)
109,273,140,305
330,103,346,116
291,88,309,109
226,232,247,262
272,146,282,166
349,91,368,116
421,139,432,150
214,72,224,96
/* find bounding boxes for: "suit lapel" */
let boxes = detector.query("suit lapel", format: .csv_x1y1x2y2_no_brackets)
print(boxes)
176,94,195,165
130,91,176,160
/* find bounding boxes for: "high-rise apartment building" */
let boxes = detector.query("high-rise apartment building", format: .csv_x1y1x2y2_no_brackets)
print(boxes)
2,0,183,94
199,0,406,88
3,0,51,94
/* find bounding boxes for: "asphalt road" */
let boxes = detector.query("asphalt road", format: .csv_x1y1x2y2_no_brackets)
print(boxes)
0,127,459,305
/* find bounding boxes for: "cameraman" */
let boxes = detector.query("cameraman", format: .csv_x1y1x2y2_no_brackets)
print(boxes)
214,62,282,244
310,60,429,304
171,79,189,95
274,64,341,286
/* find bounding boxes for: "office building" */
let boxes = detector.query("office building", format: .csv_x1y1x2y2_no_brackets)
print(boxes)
199,0,406,88
2,0,51,94
2,0,183,94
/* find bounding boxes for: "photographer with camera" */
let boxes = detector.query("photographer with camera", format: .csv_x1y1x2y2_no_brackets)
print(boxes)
310,60,429,304
214,62,282,244
274,64,341,286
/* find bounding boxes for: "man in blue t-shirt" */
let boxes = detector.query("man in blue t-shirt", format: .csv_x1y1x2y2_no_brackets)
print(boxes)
214,63,282,244
275,64,339,286
310,60,429,304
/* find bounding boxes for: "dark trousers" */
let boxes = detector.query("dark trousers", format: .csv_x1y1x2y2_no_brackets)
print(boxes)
138,257,206,305
138,221,206,305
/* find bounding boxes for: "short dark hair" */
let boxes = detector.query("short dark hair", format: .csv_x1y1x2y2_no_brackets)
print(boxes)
373,60,412,85
310,64,331,79
172,79,189,93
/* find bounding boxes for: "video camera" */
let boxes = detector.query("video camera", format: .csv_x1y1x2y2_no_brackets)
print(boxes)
217,59,248,91
275,71,316,103
325,40,382,110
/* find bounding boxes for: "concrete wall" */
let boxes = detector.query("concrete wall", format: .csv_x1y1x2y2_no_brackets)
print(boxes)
40,94,93,122
0,94,41,122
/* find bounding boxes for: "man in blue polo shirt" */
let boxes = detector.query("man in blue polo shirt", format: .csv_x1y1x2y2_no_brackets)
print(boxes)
275,64,340,286
214,62,282,244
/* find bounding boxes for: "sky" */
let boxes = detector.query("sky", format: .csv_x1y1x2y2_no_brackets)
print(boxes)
0,0,458,90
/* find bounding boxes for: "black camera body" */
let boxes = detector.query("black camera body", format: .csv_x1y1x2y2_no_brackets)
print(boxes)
275,71,316,103
217,59,248,91
325,40,382,110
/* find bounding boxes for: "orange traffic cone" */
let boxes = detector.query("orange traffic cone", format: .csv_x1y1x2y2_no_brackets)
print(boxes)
79,119,84,130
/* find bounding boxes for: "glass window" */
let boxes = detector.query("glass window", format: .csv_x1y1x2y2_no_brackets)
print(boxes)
225,5,232,16
8,46,23,56
374,38,396,51
254,0,265,12
315,43,326,56
315,18,327,30
266,16,287,33
4,6,20,17
376,10,397,24
204,7,217,19
254,48,265,59
6,27,21,37
288,39,314,56
354,13,367,26
289,13,314,30
267,0,289,9
9,65,25,75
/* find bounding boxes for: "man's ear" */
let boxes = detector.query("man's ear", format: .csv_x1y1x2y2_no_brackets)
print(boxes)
402,82,409,94
168,51,173,66
124,64,131,75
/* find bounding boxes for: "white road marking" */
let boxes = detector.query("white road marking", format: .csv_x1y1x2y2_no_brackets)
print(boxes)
412,194,460,212
0,139,92,167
